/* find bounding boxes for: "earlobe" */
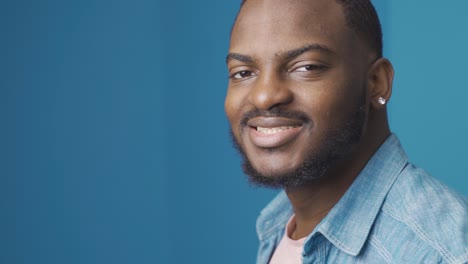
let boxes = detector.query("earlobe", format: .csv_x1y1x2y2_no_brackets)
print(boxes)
368,58,394,110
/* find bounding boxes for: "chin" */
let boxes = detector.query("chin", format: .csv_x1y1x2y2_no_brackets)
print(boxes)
241,155,324,189
250,161,300,178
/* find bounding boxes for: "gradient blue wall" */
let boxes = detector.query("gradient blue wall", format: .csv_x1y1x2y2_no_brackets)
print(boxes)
385,1,468,194
1,1,466,264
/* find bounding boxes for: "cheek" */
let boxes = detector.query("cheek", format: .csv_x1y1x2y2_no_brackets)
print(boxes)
224,88,244,127
293,79,358,127
317,87,366,129
224,99,235,123
294,82,343,114
224,92,240,134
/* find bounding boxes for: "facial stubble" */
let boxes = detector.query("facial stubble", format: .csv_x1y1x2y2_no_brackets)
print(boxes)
230,96,367,190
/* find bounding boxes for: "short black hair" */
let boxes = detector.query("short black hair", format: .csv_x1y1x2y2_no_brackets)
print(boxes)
238,0,383,57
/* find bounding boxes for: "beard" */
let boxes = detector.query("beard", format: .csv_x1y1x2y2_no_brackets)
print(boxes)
230,97,368,190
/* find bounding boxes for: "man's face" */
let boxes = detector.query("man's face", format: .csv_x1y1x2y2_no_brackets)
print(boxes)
225,0,373,188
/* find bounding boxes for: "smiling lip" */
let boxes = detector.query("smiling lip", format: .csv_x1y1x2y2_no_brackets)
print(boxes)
246,117,304,148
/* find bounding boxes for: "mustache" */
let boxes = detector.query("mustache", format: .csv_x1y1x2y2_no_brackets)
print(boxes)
240,108,311,126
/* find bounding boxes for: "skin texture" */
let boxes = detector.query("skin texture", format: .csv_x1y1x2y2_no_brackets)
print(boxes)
225,0,394,239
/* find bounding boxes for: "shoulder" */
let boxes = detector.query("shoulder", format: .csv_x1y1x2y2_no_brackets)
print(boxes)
372,163,468,264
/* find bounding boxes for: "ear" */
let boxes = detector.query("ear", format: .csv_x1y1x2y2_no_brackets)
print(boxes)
367,58,394,110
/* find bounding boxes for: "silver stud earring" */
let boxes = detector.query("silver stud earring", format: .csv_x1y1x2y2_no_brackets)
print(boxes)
378,97,386,105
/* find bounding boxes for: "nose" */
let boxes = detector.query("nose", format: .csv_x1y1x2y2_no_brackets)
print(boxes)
248,72,293,110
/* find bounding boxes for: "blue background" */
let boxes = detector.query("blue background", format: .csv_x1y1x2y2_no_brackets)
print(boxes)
1,1,466,263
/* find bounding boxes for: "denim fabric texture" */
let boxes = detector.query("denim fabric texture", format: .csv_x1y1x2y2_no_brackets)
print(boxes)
256,135,468,264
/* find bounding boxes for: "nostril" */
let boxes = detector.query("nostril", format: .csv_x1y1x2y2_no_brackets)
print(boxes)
248,80,294,110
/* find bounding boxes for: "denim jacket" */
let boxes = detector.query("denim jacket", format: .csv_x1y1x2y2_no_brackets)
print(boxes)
256,135,468,264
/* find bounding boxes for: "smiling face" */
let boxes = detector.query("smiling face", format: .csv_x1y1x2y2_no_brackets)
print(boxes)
225,0,376,188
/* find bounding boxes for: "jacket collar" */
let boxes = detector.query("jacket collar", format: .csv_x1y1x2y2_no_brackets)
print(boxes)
308,134,408,256
256,134,408,256
256,190,292,241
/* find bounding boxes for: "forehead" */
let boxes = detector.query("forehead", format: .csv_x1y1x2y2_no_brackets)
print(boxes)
230,0,357,58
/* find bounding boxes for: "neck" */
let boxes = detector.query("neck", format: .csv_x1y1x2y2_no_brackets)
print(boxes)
286,111,390,240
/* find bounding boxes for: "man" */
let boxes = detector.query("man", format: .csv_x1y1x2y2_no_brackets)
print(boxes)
224,0,468,263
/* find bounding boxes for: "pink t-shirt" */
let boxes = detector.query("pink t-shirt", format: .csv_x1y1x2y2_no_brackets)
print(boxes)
269,215,306,264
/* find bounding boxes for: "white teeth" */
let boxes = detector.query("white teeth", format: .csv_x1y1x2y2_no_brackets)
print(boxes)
256,126,297,134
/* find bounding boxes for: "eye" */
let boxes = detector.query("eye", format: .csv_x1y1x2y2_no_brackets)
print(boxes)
294,64,326,72
230,70,256,80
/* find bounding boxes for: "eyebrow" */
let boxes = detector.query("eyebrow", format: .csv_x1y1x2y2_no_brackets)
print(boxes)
285,44,334,60
226,43,334,65
226,53,253,64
